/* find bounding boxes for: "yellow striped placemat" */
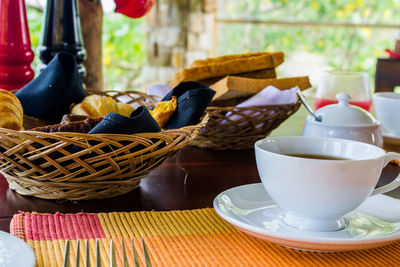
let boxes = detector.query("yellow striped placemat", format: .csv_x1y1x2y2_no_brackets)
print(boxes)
10,209,400,266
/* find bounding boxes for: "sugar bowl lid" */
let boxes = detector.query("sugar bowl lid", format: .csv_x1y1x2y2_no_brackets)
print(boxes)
314,93,378,126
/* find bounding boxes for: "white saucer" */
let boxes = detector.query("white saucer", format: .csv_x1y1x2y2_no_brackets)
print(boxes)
0,231,35,266
213,183,400,252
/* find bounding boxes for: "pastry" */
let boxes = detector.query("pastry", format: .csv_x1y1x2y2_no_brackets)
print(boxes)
0,89,24,130
71,94,134,118
210,76,312,101
170,52,284,87
150,96,177,128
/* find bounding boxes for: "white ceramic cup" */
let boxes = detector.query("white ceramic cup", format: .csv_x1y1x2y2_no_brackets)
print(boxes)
373,92,400,136
254,136,400,232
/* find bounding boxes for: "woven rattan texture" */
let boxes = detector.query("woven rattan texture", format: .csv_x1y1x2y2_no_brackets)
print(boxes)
0,91,206,200
191,100,301,150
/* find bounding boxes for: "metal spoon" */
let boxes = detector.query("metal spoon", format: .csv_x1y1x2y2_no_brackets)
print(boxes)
295,87,322,122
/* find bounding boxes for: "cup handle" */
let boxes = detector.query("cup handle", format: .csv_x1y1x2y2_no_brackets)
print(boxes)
371,152,400,196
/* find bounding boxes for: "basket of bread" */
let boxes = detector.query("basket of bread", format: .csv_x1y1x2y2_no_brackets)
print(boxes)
168,51,312,150
0,53,212,200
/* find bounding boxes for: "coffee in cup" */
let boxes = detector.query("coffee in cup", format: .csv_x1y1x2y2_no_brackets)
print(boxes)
254,136,400,232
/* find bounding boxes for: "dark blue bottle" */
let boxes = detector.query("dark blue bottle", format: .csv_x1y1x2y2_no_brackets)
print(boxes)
37,0,86,77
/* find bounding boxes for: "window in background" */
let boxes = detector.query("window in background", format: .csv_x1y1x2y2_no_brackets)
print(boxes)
216,0,400,91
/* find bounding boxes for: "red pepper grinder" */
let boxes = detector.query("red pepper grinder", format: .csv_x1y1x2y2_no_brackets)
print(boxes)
0,0,34,91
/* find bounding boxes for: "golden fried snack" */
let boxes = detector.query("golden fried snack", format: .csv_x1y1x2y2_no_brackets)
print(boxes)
170,51,284,87
71,94,134,118
210,76,312,101
0,89,24,130
149,96,177,128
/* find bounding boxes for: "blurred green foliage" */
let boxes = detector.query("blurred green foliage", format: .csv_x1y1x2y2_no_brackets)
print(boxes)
26,7,43,74
218,0,400,23
26,7,146,91
102,14,146,90
217,0,400,88
27,1,400,90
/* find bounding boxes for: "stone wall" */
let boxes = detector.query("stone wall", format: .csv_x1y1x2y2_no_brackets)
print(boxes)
141,0,217,85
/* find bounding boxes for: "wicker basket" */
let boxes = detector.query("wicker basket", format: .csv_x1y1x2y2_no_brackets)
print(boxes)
0,91,207,200
191,100,301,150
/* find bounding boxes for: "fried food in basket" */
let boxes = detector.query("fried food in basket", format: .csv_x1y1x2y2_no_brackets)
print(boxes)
71,94,134,118
210,76,312,101
170,51,284,87
0,89,24,130
150,96,177,128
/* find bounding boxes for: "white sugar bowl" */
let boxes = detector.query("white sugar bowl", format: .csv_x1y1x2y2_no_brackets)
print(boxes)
302,93,383,147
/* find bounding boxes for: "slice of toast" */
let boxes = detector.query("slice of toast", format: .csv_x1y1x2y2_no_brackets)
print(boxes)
210,76,312,101
197,68,277,86
190,51,273,67
170,51,284,87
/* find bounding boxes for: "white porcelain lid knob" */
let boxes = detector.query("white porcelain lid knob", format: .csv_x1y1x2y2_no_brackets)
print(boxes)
336,92,351,106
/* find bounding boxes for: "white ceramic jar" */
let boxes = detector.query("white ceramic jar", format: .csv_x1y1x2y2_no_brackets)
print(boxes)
302,93,383,147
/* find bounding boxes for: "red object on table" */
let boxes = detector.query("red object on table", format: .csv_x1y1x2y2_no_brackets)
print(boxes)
114,0,155,18
385,49,400,59
0,0,34,91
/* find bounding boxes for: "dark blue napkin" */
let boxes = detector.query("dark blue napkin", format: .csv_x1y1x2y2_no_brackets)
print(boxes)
161,81,215,129
67,106,160,154
15,52,86,123
88,106,161,134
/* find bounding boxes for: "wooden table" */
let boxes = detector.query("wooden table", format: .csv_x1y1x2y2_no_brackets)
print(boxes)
0,146,399,233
